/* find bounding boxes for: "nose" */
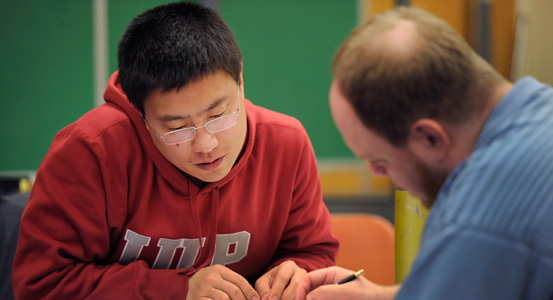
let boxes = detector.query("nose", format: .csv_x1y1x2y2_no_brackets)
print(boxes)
191,127,218,153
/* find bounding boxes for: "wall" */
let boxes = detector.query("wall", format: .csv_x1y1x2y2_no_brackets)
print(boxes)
0,0,357,173
362,0,516,79
220,1,357,159
0,1,94,171
513,0,553,85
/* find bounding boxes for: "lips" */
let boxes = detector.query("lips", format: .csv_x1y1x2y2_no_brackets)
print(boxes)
195,156,224,171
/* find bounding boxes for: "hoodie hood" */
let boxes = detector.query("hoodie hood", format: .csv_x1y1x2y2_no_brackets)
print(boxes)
104,71,258,274
103,71,256,196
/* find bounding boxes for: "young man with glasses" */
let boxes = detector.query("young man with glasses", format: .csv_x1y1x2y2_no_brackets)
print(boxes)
13,2,338,299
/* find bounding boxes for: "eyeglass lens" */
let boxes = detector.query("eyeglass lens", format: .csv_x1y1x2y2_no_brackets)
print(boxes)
162,112,239,144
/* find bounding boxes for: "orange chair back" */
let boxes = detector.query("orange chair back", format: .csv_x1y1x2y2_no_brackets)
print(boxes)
330,213,395,285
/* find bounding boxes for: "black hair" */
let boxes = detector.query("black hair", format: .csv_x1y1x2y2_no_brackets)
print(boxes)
117,1,243,114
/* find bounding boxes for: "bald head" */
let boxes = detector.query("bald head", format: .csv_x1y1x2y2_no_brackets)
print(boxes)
369,18,421,63
331,7,425,77
330,6,504,146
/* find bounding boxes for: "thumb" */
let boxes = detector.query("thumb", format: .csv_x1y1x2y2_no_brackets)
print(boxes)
304,284,341,300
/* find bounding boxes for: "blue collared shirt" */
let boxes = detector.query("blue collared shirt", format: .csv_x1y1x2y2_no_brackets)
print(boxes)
397,77,553,299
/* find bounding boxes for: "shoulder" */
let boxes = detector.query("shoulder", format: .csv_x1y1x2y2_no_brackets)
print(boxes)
45,103,142,167
72,104,133,137
399,222,547,300
427,137,553,255
56,103,136,144
431,78,553,234
246,100,308,142
242,100,316,169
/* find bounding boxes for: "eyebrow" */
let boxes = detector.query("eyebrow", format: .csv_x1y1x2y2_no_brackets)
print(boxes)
157,97,226,122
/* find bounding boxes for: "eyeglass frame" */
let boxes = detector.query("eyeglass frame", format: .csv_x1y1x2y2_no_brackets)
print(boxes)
144,85,241,145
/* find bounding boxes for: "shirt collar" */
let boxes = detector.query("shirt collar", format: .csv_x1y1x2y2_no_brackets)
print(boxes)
475,76,543,150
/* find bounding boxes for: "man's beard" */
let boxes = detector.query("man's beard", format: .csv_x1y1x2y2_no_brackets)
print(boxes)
407,150,449,208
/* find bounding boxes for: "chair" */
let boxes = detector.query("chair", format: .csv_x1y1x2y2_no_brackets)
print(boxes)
0,192,29,300
330,213,395,285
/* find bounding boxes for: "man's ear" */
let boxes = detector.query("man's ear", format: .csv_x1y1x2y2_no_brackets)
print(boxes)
239,63,244,89
407,119,450,163
143,118,150,130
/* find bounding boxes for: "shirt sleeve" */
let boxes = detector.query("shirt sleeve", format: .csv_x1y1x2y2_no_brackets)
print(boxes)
12,129,190,299
266,132,339,272
396,225,532,300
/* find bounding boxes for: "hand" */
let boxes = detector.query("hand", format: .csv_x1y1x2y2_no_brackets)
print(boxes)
295,266,399,300
187,264,260,300
255,260,307,300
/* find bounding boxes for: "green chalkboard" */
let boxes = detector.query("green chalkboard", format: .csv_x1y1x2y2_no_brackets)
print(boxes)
108,0,178,73
0,1,94,171
220,1,356,158
0,0,356,173
108,1,357,159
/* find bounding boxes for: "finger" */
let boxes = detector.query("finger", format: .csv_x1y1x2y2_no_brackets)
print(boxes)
304,284,343,300
255,271,271,300
213,279,248,300
294,273,314,300
269,261,308,300
201,287,244,300
295,267,349,299
218,265,260,300
255,262,293,300
280,267,306,300
267,265,294,300
313,266,354,285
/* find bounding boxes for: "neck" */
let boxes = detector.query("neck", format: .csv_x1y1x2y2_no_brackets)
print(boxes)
447,80,513,170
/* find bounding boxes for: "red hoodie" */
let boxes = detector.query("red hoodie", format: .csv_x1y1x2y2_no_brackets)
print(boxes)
13,72,338,299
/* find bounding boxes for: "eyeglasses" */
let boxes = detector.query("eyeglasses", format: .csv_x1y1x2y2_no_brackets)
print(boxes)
145,87,241,145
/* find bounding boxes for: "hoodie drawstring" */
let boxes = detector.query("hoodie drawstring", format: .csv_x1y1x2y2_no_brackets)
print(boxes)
180,183,220,276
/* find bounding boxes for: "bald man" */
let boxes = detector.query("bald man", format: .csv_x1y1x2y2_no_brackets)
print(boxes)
297,6,553,300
